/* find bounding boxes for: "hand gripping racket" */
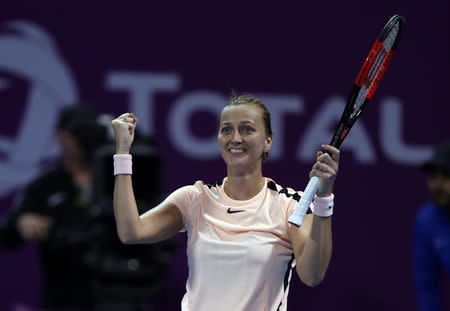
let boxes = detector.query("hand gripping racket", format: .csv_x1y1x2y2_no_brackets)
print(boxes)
288,14,405,226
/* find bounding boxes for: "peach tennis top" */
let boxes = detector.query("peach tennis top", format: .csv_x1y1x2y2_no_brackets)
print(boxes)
166,177,312,311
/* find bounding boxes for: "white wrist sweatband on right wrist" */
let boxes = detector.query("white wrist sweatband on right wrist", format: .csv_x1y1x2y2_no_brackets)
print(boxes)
312,194,334,217
113,154,132,175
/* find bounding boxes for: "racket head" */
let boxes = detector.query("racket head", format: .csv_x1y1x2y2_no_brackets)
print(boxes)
330,14,405,148
378,14,405,50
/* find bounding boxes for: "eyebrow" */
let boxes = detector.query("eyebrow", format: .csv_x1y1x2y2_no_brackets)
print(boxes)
220,120,256,126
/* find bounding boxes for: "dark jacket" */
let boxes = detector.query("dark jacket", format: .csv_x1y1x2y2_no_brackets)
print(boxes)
0,165,94,310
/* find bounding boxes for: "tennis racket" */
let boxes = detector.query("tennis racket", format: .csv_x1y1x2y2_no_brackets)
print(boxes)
288,14,405,226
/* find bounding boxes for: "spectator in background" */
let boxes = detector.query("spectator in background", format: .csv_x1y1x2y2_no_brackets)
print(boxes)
0,104,176,311
413,141,450,311
0,105,108,311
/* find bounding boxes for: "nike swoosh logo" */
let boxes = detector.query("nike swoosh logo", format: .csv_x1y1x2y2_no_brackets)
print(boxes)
227,207,245,214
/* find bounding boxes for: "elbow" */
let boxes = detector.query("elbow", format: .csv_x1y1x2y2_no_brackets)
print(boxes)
296,267,325,287
300,275,324,287
119,236,134,245
117,231,138,245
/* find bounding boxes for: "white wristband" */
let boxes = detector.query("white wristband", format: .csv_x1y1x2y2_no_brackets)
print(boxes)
312,194,334,217
113,154,132,175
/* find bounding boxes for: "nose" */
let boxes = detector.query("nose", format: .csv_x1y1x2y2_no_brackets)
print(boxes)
231,130,243,144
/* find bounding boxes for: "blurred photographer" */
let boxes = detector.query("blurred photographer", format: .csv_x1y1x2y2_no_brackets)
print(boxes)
0,105,174,311
0,105,106,310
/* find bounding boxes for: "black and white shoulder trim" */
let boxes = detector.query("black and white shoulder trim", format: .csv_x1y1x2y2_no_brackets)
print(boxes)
267,179,312,214
200,180,223,189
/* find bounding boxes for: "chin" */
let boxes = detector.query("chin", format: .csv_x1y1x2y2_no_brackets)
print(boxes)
226,158,248,168
227,157,262,170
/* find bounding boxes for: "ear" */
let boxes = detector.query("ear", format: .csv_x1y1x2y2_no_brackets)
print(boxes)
265,135,272,151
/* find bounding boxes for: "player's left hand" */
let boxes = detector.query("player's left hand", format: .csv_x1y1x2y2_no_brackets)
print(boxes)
310,144,340,197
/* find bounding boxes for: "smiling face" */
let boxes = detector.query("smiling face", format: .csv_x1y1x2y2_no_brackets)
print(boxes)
218,104,272,173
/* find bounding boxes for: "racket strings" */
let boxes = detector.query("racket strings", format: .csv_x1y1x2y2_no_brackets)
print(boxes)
383,22,400,50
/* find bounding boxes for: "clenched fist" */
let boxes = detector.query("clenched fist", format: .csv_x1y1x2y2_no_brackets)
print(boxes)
111,113,137,154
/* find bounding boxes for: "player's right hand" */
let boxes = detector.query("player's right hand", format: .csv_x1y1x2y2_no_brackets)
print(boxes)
111,113,137,154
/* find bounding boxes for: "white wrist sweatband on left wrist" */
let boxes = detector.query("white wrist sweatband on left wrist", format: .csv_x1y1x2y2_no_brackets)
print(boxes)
113,154,132,175
312,194,334,217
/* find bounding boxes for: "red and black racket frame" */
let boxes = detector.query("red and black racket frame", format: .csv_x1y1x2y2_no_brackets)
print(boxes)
329,14,405,149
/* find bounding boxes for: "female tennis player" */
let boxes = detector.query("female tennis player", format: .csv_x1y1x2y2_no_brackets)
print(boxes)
111,95,339,310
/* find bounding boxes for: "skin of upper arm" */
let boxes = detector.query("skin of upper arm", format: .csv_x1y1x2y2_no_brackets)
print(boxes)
289,214,313,260
137,200,184,243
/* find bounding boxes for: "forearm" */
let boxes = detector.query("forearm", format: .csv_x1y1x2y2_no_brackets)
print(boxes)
291,144,337,286
113,175,142,243
295,215,332,286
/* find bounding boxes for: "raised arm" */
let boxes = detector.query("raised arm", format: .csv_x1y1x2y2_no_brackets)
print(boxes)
111,113,183,244
289,144,339,287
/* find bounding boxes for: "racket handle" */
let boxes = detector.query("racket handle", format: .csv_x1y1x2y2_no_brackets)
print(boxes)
288,176,319,226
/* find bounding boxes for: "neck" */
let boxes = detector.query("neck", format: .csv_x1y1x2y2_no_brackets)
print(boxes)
225,165,264,200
